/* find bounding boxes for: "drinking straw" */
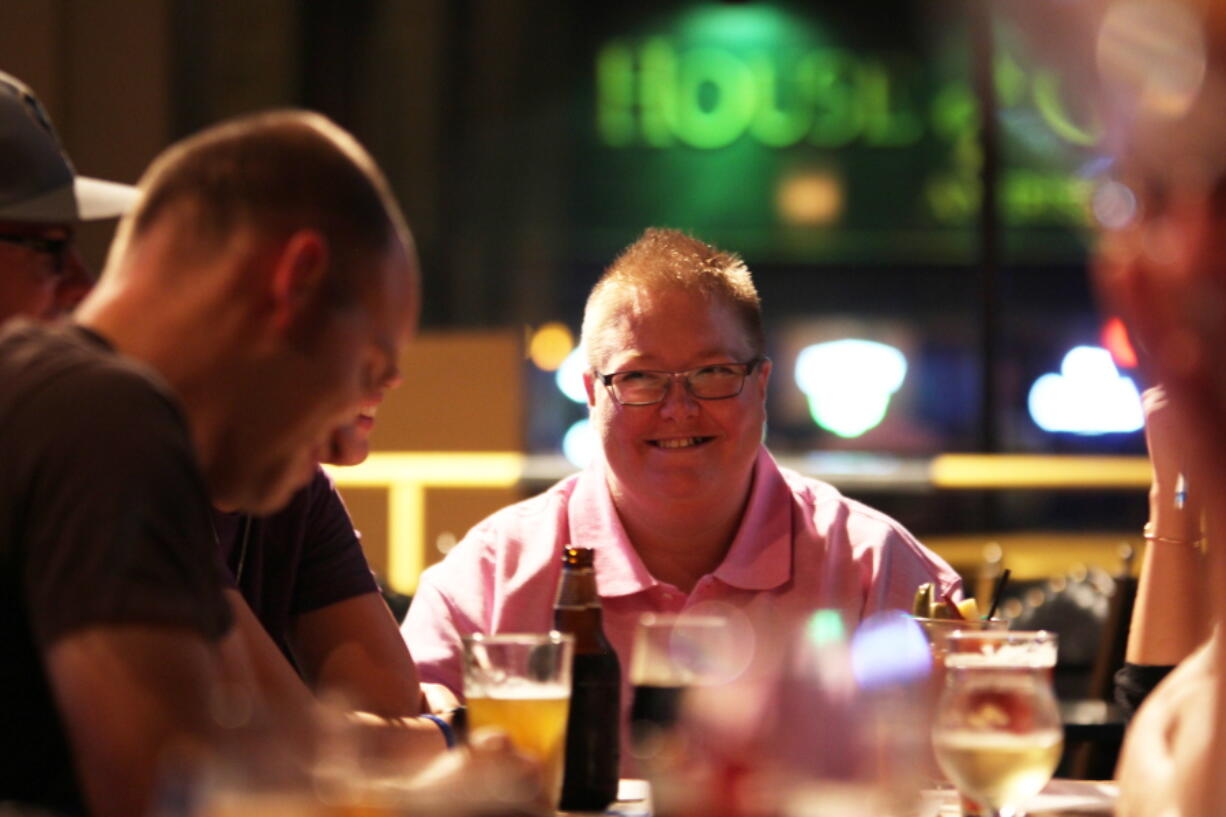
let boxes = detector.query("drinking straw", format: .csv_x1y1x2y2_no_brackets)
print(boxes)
985,568,1011,620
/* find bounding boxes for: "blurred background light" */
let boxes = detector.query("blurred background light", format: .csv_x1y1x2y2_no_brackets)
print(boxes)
1096,0,1207,119
1091,180,1138,230
562,419,596,469
776,169,844,226
1028,346,1144,434
1100,316,1138,368
794,339,907,438
675,3,791,46
528,322,575,371
850,611,931,689
806,609,847,647
1032,69,1099,147
555,347,589,404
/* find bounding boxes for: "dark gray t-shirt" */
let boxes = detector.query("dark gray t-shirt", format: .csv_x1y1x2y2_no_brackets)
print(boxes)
0,320,232,815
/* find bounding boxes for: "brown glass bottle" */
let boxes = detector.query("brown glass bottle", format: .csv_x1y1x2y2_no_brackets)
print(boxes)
553,545,621,811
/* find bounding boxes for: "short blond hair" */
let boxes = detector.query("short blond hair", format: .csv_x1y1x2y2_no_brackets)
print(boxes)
580,228,764,370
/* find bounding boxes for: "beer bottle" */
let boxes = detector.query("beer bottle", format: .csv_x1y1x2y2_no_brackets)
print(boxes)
554,545,621,811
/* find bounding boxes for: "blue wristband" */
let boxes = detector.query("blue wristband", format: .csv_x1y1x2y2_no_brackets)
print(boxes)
421,713,457,749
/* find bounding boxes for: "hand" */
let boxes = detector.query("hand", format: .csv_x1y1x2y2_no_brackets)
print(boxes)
420,681,462,714
401,728,551,816
1094,208,1226,489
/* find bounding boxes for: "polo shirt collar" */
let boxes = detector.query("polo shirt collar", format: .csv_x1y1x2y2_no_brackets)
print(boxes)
711,447,793,591
566,447,794,597
568,454,658,598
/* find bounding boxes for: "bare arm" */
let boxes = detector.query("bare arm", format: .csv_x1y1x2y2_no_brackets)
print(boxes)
289,591,423,717
1125,387,1210,666
224,590,445,755
218,589,318,731
45,626,224,817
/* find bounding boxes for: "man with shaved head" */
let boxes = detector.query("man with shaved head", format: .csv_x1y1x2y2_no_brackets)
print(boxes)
0,108,419,817
403,227,960,769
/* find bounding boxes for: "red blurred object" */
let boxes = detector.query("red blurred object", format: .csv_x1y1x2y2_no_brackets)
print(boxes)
1101,316,1138,369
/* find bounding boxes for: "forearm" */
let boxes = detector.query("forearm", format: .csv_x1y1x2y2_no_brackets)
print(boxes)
292,593,424,717
343,710,452,767
1126,505,1208,666
47,627,226,817
1126,387,1209,666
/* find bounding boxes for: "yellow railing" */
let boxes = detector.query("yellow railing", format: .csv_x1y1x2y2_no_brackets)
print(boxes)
324,452,524,592
929,454,1150,489
327,452,1151,591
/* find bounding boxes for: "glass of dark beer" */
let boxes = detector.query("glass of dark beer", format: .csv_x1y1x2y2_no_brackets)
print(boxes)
628,612,733,762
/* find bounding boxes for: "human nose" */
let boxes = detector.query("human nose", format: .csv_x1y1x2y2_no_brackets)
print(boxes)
363,358,402,398
656,372,699,418
381,364,403,393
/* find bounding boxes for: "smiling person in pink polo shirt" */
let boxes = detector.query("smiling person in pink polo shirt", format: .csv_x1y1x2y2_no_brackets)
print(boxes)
401,228,961,764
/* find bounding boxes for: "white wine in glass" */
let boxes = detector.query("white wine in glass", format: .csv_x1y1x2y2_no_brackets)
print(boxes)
931,631,1062,817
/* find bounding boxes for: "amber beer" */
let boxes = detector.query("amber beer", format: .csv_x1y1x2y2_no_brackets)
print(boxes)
462,632,573,807
553,546,621,811
466,691,571,803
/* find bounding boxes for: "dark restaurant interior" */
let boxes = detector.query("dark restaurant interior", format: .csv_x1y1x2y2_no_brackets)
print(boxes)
4,0,1174,799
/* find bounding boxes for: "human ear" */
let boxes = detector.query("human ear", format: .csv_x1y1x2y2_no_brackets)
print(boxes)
270,230,329,331
583,369,597,407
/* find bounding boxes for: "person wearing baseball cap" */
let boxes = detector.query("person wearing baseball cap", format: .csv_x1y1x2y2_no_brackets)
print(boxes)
0,70,139,324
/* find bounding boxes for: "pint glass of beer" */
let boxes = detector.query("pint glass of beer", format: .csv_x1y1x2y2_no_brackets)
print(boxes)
462,632,573,806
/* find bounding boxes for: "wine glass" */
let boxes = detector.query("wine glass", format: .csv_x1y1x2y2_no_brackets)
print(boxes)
931,631,1062,817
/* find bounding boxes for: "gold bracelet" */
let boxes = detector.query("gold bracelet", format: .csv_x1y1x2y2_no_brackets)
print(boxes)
1143,533,1205,548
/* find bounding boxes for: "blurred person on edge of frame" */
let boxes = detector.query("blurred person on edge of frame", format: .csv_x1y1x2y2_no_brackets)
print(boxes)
0,105,537,817
1062,0,1226,814
401,227,962,770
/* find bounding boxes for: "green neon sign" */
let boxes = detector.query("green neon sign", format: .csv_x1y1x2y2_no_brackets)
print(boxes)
598,40,922,150
580,5,1101,261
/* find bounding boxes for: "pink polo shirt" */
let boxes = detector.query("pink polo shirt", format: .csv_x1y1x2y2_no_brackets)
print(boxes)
403,447,960,766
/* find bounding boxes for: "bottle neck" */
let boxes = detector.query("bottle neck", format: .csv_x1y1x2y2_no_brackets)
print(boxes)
555,566,600,609
554,567,612,651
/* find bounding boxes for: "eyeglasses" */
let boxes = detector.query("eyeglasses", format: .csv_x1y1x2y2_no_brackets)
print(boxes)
0,234,71,276
597,357,766,406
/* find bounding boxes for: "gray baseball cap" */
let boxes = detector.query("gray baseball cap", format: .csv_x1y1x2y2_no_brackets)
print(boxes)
0,70,139,223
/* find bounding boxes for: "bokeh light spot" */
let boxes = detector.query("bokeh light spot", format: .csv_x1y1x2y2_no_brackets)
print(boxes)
1101,316,1139,368
562,419,596,468
794,340,907,438
555,347,589,404
529,322,575,371
1028,346,1143,434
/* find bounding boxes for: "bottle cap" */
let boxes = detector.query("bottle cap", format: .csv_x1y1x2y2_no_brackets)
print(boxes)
561,545,595,568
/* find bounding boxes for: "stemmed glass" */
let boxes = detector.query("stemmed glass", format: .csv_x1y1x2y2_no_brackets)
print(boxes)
931,631,1063,817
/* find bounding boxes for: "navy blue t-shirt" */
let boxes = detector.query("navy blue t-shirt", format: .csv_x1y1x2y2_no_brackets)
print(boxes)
212,467,378,672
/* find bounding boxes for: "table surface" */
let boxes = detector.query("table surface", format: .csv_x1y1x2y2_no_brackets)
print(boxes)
573,778,1115,817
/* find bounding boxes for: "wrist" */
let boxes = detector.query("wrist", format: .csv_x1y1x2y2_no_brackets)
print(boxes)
419,713,457,750
1142,525,1204,549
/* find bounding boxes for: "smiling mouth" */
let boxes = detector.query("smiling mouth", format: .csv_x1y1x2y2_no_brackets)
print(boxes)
649,436,714,449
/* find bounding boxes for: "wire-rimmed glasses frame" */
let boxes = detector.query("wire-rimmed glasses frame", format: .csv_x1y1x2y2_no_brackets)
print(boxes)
597,357,767,406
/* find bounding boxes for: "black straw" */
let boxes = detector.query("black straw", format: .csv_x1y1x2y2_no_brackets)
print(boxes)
985,568,1011,620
